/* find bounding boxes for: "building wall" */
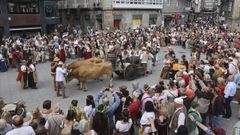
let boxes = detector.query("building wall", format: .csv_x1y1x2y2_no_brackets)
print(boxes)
232,0,240,19
9,15,41,27
162,0,187,14
113,10,161,29
162,0,188,26
0,0,59,37
0,16,3,26
222,0,240,31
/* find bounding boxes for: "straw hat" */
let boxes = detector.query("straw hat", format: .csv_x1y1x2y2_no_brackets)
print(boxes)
53,57,60,62
119,85,128,91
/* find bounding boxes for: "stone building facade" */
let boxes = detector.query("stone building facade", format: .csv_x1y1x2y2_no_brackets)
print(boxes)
220,0,240,30
59,0,190,32
0,0,60,37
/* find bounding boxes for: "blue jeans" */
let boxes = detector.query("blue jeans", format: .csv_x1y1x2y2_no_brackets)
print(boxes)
211,116,221,128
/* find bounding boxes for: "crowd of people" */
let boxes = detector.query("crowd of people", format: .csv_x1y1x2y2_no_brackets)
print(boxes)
0,16,240,135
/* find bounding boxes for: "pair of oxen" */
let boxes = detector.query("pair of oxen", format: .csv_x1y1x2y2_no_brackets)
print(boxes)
66,58,113,91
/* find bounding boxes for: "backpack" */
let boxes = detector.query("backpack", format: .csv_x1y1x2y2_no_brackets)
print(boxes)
61,121,80,135
61,124,72,135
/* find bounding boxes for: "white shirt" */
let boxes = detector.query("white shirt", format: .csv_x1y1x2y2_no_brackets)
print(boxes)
6,126,35,135
116,119,133,132
29,64,35,72
140,112,155,133
56,67,66,82
84,105,95,118
229,61,239,75
140,52,148,63
152,95,167,103
224,81,237,98
203,65,210,74
163,89,178,98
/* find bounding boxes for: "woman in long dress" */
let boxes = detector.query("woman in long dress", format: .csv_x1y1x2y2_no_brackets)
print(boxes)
27,60,37,89
146,49,154,74
160,55,171,79
85,44,92,59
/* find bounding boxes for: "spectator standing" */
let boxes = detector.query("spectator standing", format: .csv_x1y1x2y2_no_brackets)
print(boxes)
44,103,64,135
223,79,237,119
92,104,109,135
94,88,120,135
40,100,52,120
139,101,157,134
115,109,132,135
60,109,76,135
210,88,223,128
0,119,12,135
188,101,202,135
6,115,35,135
169,97,187,135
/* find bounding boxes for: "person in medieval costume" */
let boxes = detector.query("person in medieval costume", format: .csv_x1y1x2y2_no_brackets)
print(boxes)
59,45,66,63
16,60,28,89
27,59,38,89
85,44,92,59
168,97,187,135
12,49,20,69
51,57,60,91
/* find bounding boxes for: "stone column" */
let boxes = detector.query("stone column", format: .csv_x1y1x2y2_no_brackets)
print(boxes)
40,0,46,34
102,0,113,29
103,10,114,29
232,0,240,19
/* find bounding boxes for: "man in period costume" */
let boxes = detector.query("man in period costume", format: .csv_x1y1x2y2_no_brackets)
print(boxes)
55,61,68,98
169,97,187,135
51,57,60,91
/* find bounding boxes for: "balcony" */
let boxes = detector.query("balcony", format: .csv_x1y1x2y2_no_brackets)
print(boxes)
112,0,163,9
58,0,82,9
58,0,102,9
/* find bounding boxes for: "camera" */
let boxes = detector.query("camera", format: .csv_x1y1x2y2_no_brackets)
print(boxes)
105,87,110,91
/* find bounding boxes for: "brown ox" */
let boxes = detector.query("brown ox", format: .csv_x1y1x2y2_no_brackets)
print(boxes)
66,61,113,91
67,57,103,70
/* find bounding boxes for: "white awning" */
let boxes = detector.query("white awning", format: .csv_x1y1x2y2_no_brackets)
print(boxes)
10,27,41,31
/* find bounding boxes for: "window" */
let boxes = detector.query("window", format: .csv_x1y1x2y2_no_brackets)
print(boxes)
164,0,170,6
45,4,58,17
228,2,232,12
7,0,39,14
113,0,162,5
132,14,142,26
149,14,157,25
44,1,58,17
